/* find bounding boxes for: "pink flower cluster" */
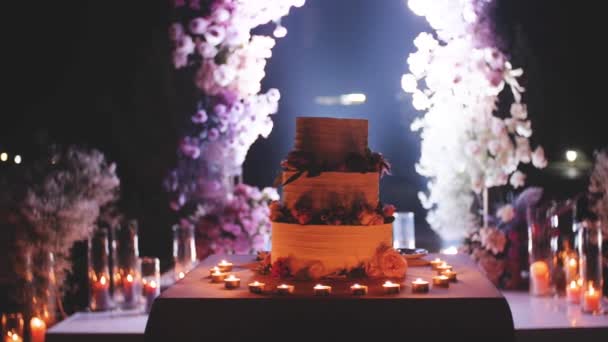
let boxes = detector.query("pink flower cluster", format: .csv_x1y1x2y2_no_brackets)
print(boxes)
193,184,279,258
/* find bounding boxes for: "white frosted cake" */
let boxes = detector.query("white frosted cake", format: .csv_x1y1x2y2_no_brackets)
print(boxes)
267,117,405,280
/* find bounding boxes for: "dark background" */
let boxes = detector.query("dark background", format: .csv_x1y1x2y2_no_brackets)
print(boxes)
1,0,606,263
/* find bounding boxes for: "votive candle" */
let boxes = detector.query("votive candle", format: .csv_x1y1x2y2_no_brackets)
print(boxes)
224,275,240,289
208,266,220,277
211,271,227,283
248,281,265,294
276,284,295,295
350,283,368,296
91,275,111,311
382,281,400,294
440,270,457,282
29,317,46,342
143,280,159,313
313,284,332,296
582,283,602,313
217,260,233,272
566,280,581,304
411,278,430,293
5,332,23,342
529,261,550,296
429,258,443,270
435,262,453,274
565,257,578,282
432,275,450,288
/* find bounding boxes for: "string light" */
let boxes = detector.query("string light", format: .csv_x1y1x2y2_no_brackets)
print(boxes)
0,152,7,162
14,155,22,164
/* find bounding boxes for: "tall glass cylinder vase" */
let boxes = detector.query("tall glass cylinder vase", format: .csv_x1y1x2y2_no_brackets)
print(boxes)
578,219,603,314
113,220,141,309
527,205,557,296
25,250,57,325
173,224,197,280
89,228,113,311
141,257,160,314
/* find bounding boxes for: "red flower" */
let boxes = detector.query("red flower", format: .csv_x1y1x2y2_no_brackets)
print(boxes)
271,257,291,278
383,204,396,217
280,151,315,171
269,201,283,221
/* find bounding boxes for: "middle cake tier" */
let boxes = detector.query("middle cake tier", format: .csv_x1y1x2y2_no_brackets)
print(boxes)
282,171,379,212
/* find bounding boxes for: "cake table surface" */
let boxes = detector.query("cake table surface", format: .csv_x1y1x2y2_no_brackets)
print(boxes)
145,253,514,342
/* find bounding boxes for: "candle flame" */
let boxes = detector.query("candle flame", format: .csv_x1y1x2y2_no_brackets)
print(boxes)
31,317,46,329
219,260,229,265
383,281,394,286
570,280,578,289
569,258,577,267
11,333,19,341
434,258,441,262
149,280,157,288
100,276,107,285
126,274,134,282
226,274,238,280
440,262,448,267
577,278,583,286
178,272,185,279
352,283,361,288
252,281,259,286
279,284,288,288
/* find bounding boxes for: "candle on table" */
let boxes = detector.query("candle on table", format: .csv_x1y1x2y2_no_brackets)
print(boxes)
276,284,294,295
429,258,443,270
123,273,135,303
224,274,241,289
350,283,368,296
248,281,265,294
313,284,332,296
582,282,602,313
29,317,46,342
211,271,227,283
435,262,453,274
177,272,185,280
529,261,550,296
566,280,581,304
565,257,578,282
143,280,159,313
440,270,457,282
382,281,400,294
91,275,111,311
5,332,23,342
217,260,233,272
432,275,450,288
208,266,220,277
411,278,430,293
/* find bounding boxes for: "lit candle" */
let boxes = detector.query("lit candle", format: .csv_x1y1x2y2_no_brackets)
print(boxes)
178,272,185,279
248,281,265,294
29,317,46,342
224,274,241,289
217,260,233,272
123,273,135,303
143,280,159,313
432,275,450,288
211,271,227,283
435,262,453,274
5,332,23,342
276,284,295,295
382,281,401,294
429,258,443,270
208,266,220,277
529,261,550,296
411,278,430,293
350,283,368,296
565,257,578,282
566,280,581,304
91,275,111,311
440,270,458,282
582,282,602,313
313,284,332,296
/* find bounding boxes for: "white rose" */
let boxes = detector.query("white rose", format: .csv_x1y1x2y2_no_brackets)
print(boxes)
531,146,547,169
510,170,526,188
510,103,528,120
189,17,209,35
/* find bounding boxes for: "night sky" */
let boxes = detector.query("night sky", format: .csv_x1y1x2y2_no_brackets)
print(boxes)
1,0,606,258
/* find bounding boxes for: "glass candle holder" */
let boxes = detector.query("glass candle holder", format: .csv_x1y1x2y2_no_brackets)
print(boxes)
173,224,197,279
141,257,160,313
393,212,415,249
113,220,141,309
527,204,557,296
1,313,24,342
578,220,603,314
89,228,113,311
25,250,57,325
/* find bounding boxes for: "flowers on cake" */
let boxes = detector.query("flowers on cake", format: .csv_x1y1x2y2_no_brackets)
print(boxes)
268,198,395,226
279,148,391,186
271,257,292,278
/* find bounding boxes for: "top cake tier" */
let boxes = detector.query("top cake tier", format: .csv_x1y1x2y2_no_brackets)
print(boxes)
294,117,368,169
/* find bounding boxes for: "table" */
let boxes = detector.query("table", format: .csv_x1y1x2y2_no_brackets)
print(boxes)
144,254,514,341
46,309,147,342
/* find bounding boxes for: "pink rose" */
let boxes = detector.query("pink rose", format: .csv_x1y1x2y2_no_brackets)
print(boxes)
379,249,408,278
365,259,383,278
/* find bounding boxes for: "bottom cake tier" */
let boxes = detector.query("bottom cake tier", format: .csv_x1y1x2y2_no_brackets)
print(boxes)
271,222,393,278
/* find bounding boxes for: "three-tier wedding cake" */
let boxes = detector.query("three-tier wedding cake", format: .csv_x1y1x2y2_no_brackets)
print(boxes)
268,117,406,280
